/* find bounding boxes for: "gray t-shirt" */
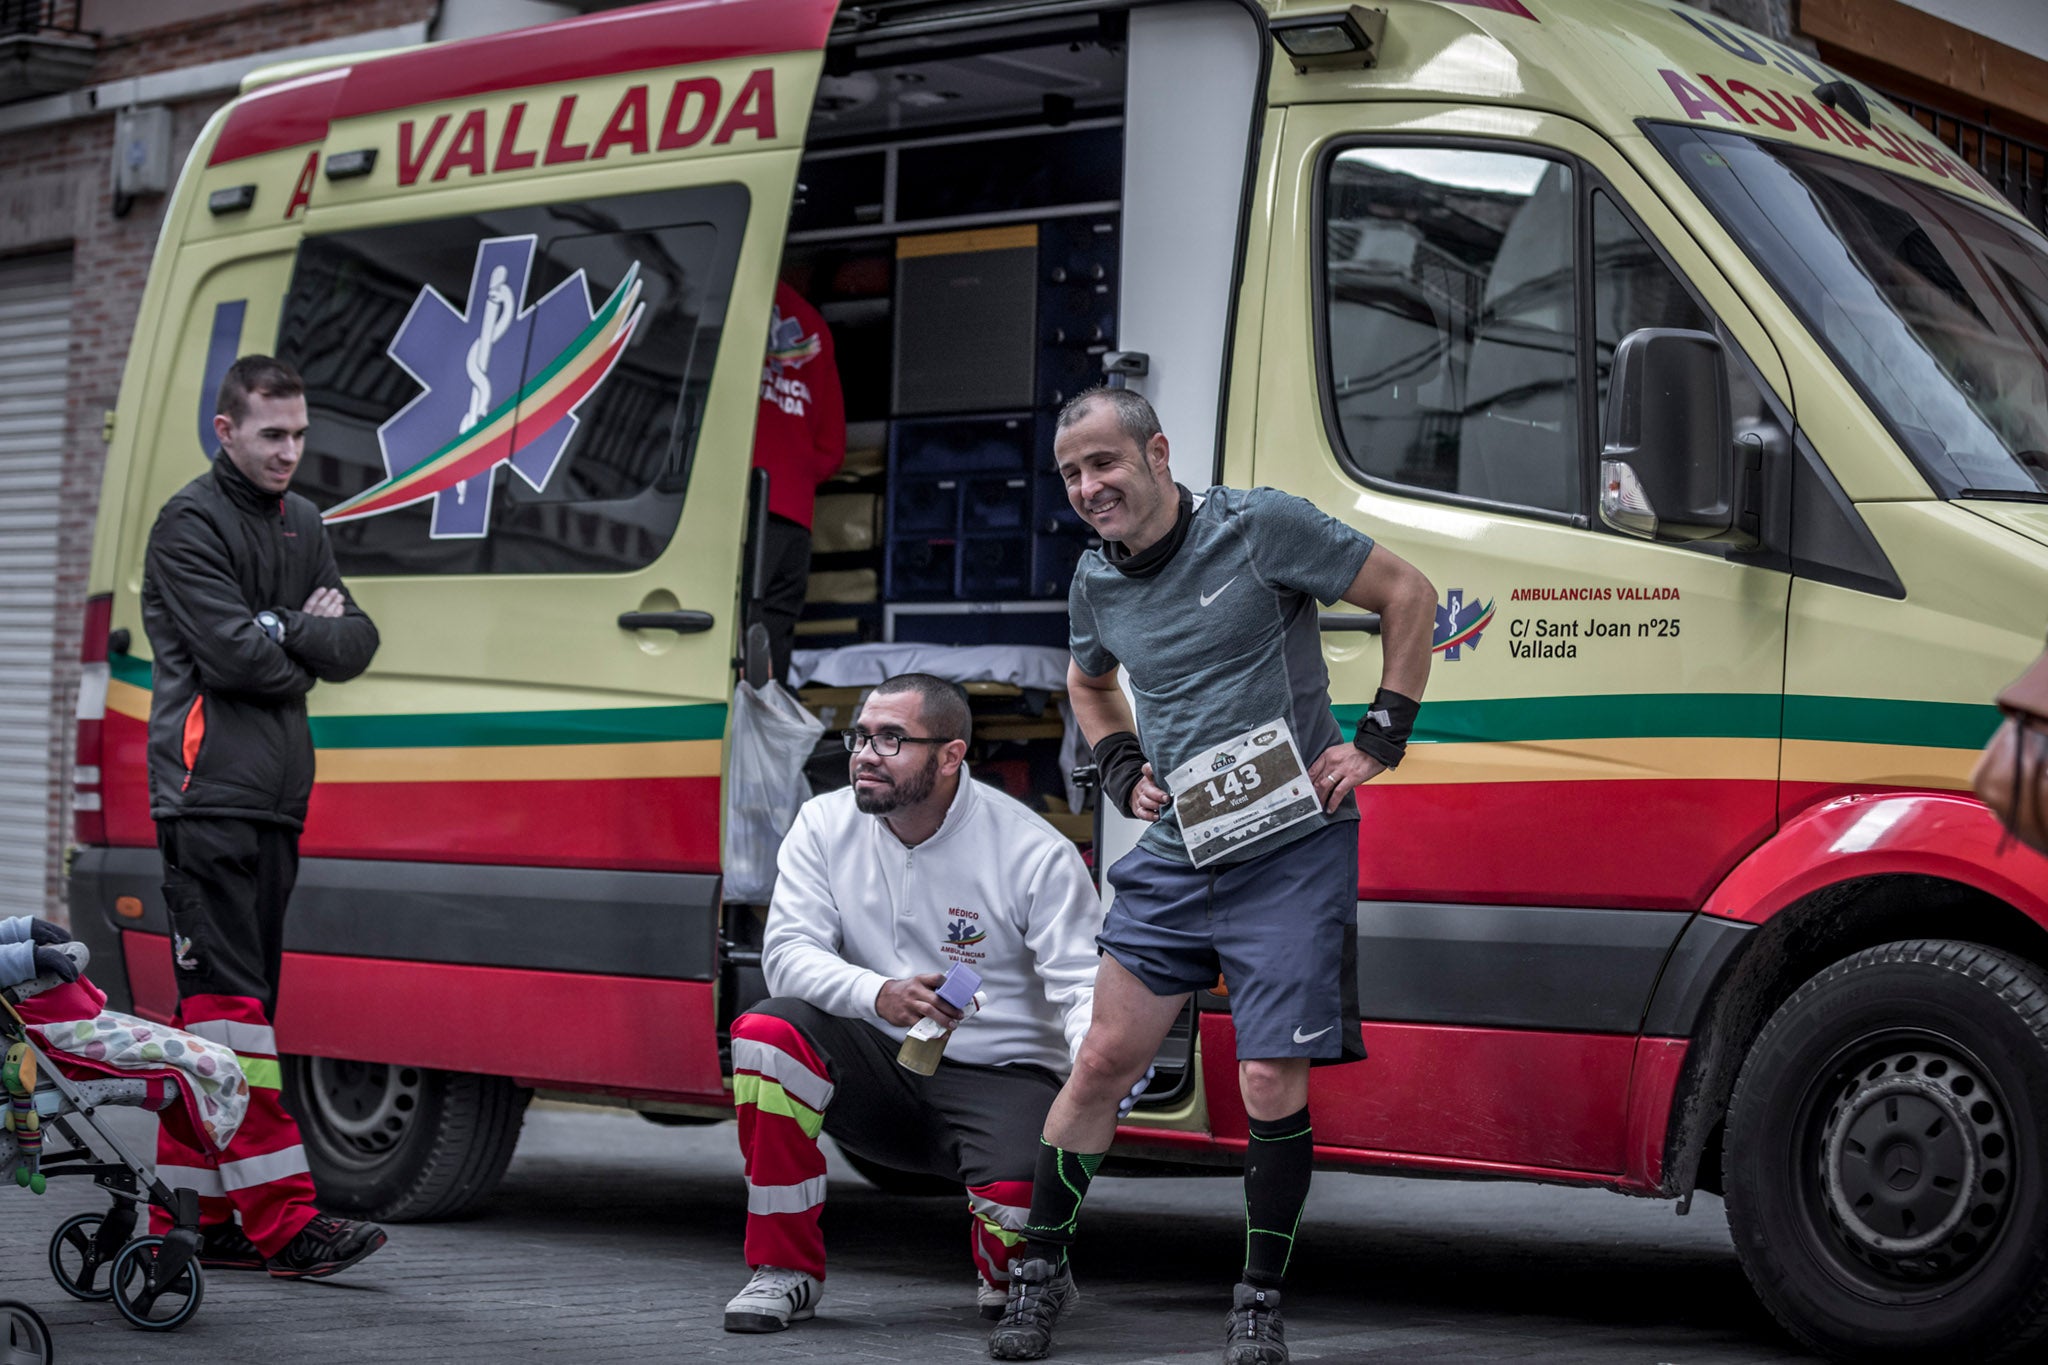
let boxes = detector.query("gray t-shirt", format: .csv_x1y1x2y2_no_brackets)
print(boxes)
1069,485,1375,865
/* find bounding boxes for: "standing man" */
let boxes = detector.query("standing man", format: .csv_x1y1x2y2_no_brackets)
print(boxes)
723,674,1107,1332
752,279,847,683
141,355,386,1280
989,389,1436,1365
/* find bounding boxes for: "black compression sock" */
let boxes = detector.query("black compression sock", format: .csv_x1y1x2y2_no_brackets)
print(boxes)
1020,1138,1104,1267
1242,1106,1313,1288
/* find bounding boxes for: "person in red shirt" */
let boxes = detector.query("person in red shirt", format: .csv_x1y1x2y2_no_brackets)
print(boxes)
753,281,847,683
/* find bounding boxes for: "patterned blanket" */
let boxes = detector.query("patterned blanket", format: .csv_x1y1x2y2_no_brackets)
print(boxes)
30,1012,248,1152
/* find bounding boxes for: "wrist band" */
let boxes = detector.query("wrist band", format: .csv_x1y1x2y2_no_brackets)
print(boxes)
1092,730,1149,818
1353,688,1419,768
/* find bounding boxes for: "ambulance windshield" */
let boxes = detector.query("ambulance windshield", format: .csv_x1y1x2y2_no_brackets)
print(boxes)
1653,123,2048,500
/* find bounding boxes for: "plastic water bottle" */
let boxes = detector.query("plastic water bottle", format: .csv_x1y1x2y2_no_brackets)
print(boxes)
897,963,982,1075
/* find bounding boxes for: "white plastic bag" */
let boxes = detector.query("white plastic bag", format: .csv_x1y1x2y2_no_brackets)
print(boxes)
722,680,827,904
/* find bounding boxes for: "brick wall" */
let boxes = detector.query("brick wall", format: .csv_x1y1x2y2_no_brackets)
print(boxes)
1,0,435,920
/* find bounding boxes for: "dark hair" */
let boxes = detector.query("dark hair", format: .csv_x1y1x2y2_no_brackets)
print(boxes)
216,355,305,425
1055,386,1162,452
872,673,972,745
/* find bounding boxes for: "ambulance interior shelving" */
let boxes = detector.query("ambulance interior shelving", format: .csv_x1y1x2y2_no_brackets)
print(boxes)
768,15,1132,845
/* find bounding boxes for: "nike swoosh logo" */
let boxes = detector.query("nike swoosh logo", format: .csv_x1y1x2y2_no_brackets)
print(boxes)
1292,1025,1334,1044
1200,577,1238,607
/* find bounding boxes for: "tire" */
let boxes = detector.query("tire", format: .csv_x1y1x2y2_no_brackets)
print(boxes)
108,1238,204,1331
838,1146,961,1197
284,1056,530,1222
48,1211,114,1301
0,1298,52,1364
1723,940,2048,1363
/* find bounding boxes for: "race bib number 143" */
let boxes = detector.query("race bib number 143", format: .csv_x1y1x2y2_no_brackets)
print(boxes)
1166,718,1321,867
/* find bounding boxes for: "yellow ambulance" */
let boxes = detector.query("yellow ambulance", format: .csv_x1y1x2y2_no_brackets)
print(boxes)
69,1,2048,1357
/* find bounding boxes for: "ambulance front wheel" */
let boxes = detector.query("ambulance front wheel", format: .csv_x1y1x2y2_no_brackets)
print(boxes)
284,1056,531,1223
1722,940,2048,1364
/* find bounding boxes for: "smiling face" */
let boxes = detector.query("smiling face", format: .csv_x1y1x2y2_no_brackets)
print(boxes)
216,390,309,495
1054,398,1178,551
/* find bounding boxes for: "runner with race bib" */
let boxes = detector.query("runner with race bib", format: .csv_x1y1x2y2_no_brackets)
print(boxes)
988,388,1435,1365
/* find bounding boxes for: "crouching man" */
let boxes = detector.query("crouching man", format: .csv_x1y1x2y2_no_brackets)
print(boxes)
723,673,1104,1332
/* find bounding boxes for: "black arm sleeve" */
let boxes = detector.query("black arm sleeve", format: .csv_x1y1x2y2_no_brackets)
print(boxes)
147,507,314,699
277,536,380,683
1093,730,1150,819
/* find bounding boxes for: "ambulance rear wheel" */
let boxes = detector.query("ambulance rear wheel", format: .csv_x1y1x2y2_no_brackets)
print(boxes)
1723,940,2048,1363
285,1056,530,1223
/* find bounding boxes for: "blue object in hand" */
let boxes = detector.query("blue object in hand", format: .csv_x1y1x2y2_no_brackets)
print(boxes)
935,963,981,1012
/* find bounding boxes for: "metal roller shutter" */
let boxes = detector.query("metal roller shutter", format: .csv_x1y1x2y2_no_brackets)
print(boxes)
0,253,72,916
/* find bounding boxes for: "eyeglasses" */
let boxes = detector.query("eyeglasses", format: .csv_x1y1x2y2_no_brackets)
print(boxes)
842,729,951,757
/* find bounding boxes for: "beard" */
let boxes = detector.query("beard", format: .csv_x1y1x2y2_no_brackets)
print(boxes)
853,749,940,815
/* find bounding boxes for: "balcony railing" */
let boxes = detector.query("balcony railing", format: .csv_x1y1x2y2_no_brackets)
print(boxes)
2,0,84,37
1886,93,2048,234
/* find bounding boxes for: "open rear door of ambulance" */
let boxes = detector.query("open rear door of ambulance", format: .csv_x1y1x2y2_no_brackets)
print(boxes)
185,0,837,1211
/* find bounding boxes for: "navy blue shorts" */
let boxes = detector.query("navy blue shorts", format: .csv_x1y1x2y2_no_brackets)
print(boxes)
1098,819,1365,1063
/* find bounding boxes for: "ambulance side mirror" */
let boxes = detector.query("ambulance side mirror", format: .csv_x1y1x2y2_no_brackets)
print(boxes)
1598,328,1732,543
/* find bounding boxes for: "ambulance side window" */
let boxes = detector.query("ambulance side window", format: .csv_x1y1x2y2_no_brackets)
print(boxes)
1322,145,1579,517
1591,191,1714,442
1590,189,1783,483
277,184,748,576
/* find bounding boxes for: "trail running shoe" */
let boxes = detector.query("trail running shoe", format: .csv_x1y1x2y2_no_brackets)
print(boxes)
197,1222,266,1271
724,1265,821,1332
988,1257,1079,1360
265,1213,388,1280
977,1273,1009,1321
1224,1282,1287,1365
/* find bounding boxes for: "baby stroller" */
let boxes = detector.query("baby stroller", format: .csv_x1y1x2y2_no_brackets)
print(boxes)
3,940,213,1333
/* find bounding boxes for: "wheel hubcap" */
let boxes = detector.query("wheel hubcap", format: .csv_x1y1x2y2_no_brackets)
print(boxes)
305,1057,421,1158
1818,1046,2012,1282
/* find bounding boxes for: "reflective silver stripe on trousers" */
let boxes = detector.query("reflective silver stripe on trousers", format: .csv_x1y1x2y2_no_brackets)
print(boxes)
746,1175,828,1217
218,1144,311,1191
969,1192,1029,1231
156,1163,227,1196
183,1019,278,1056
731,1038,835,1112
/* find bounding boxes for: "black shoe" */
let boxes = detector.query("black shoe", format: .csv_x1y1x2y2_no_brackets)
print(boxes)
1225,1283,1287,1365
197,1223,266,1271
266,1213,388,1280
988,1257,1079,1360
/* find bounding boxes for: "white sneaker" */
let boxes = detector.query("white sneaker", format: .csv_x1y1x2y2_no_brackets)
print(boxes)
723,1266,821,1333
977,1274,1009,1321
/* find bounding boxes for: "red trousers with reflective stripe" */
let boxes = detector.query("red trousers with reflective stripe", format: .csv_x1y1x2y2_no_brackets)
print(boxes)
151,993,317,1254
734,1012,832,1279
732,1008,1039,1285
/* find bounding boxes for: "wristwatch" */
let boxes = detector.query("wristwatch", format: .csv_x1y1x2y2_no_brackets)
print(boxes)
256,610,286,644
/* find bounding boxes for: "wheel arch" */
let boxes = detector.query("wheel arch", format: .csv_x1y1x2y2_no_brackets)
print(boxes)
1658,793,2048,1202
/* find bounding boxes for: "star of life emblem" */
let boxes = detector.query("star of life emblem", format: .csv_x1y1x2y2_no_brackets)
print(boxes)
322,234,644,538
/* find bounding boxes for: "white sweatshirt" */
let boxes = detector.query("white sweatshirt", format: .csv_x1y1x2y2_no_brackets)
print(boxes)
762,772,1101,1074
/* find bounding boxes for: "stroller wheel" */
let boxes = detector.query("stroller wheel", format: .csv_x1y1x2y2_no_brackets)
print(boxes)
0,1298,53,1365
109,1238,203,1332
48,1213,113,1302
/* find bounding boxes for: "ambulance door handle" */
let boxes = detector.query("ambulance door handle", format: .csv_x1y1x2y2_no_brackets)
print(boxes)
1318,613,1380,634
618,610,715,634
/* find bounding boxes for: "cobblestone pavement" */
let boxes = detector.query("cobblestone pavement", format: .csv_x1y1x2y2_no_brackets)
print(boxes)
0,1102,1821,1364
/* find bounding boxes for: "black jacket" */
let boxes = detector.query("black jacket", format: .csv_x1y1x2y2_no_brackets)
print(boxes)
142,455,379,828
